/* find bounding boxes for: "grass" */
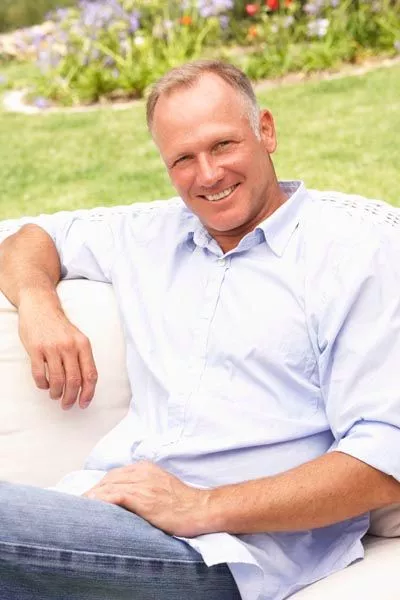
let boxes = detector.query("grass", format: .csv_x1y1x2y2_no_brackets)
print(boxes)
0,61,399,220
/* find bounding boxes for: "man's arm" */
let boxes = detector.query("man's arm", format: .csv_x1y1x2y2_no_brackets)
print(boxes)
0,224,98,409
203,451,400,534
83,451,400,538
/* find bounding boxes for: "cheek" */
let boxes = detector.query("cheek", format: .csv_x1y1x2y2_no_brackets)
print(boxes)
169,169,194,195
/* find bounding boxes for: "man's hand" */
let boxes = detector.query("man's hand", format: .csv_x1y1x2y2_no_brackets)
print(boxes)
18,292,98,410
83,462,210,537
0,224,98,410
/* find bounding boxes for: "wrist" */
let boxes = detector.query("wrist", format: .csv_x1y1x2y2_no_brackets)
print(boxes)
190,487,228,536
18,285,62,312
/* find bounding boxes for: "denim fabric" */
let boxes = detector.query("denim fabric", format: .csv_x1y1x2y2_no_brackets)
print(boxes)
0,482,241,600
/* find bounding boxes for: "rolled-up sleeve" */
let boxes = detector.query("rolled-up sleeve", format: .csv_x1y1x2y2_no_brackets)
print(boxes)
0,207,121,283
309,219,400,481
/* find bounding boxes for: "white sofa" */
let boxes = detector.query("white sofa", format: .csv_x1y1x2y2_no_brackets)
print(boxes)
1,278,400,599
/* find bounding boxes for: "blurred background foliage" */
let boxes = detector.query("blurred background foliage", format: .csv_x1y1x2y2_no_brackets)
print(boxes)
0,1,399,218
0,0,76,33
0,0,398,107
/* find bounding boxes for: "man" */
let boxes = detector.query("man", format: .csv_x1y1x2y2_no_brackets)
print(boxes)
0,60,400,600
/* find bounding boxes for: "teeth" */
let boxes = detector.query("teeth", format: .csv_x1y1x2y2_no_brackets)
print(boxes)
205,185,236,202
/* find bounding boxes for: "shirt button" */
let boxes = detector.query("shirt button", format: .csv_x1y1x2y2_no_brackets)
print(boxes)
217,257,226,266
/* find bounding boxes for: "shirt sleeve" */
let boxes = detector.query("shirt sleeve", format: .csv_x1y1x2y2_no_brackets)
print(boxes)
307,217,400,482
0,207,125,283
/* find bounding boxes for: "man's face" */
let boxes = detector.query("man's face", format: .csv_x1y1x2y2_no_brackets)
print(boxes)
151,73,282,251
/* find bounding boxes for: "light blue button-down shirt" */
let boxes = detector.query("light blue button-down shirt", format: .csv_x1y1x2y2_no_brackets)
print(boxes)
2,181,400,600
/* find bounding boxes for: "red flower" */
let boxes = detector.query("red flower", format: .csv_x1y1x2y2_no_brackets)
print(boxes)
245,3,259,16
180,15,192,25
248,25,258,38
284,0,293,5
266,0,279,10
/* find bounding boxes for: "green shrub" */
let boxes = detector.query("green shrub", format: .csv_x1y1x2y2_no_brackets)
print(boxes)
31,0,232,105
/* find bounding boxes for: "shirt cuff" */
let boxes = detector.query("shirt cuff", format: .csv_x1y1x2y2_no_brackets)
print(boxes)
333,420,400,482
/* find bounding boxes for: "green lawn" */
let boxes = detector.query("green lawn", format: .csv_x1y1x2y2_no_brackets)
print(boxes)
0,62,399,220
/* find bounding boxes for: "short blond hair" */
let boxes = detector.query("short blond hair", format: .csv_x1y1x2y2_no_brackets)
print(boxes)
146,59,260,137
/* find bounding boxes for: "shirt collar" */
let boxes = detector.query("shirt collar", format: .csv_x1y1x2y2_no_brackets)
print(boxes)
256,181,310,257
184,180,311,256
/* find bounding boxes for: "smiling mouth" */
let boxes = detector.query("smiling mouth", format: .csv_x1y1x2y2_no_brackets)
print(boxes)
203,184,239,202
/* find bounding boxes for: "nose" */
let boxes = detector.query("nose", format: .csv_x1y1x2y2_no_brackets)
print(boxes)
196,154,223,189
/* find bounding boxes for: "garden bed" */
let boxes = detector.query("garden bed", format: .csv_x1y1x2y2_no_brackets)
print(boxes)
0,0,399,109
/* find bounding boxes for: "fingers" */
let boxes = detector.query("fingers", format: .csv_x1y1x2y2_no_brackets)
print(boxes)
100,462,156,484
77,339,98,409
45,353,65,402
30,351,49,390
30,332,98,410
60,352,82,410
84,484,136,512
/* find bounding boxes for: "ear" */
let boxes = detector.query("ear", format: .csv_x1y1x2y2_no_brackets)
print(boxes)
259,110,277,154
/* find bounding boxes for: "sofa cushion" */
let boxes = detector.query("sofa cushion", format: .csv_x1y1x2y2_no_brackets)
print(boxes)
292,535,400,599
369,504,400,537
0,279,131,487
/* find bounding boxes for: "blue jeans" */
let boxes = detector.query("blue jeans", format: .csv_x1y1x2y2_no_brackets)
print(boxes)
0,482,241,600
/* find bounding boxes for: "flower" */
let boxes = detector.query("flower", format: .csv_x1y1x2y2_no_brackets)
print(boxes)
180,15,193,25
266,0,279,10
394,40,400,53
0,74,7,86
283,15,294,28
134,35,145,46
128,11,141,34
248,25,258,37
34,96,50,109
246,4,259,16
307,18,330,37
303,0,324,16
219,15,230,28
197,0,234,18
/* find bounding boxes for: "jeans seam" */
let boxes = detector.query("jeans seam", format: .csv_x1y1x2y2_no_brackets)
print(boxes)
0,541,208,565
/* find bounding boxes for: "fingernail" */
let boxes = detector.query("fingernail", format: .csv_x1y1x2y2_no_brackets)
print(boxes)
81,401,91,409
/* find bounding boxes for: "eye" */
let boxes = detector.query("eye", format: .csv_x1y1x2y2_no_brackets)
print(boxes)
214,140,233,153
172,155,192,168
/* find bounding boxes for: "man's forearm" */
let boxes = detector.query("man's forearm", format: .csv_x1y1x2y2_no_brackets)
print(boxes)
199,451,400,535
0,223,98,409
0,224,61,308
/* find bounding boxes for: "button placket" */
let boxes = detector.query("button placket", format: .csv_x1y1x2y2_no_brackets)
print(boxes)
161,254,230,449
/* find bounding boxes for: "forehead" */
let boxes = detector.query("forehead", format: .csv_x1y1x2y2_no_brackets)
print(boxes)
152,74,250,148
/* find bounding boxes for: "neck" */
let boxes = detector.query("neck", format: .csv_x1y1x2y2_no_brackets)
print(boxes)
213,182,288,253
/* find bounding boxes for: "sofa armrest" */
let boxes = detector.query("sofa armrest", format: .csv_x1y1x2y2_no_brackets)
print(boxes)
0,279,131,487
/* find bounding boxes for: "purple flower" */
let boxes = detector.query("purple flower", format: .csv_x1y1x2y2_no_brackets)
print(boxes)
219,15,230,29
197,0,234,18
128,11,141,34
54,8,70,22
307,18,330,37
34,96,50,109
303,0,325,16
0,74,7,86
